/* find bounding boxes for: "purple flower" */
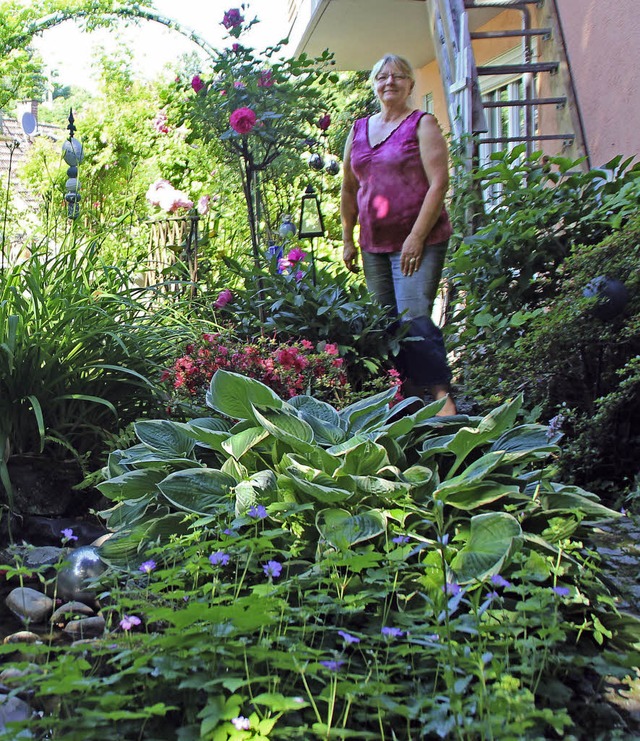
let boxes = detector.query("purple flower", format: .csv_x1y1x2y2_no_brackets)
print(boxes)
552,586,570,597
231,715,251,730
436,533,450,546
392,535,410,544
209,551,230,567
546,414,565,441
223,528,238,537
229,107,257,134
320,660,344,672
490,574,512,588
214,289,234,309
61,528,78,542
381,626,404,638
444,582,461,596
191,75,204,93
120,614,141,631
317,114,331,131
263,560,282,579
337,630,360,645
139,560,156,574
248,504,267,519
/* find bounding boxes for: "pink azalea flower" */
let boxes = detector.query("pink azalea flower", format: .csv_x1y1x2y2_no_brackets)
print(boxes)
214,289,234,309
191,75,205,93
258,70,274,88
222,8,244,30
324,343,339,356
230,107,257,134
317,114,331,131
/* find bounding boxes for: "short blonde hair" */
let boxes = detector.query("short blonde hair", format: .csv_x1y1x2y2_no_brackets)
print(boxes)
369,54,415,88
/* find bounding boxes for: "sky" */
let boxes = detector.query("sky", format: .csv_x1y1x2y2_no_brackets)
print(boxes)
32,0,291,90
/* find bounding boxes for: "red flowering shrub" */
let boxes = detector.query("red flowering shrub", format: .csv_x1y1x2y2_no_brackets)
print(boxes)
162,333,402,410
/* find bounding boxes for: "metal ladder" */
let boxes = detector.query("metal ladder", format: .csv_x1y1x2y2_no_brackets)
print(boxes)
427,0,589,168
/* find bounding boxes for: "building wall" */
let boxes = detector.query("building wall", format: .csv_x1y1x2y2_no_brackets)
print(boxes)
556,0,639,166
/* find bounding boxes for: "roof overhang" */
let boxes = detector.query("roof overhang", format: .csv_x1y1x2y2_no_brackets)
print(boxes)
290,0,501,71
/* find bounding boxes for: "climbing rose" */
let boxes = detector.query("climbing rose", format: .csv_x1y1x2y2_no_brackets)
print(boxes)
317,114,331,131
222,8,244,29
230,107,257,134
191,75,204,93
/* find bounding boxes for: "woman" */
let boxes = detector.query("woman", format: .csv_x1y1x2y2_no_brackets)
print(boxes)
341,53,456,416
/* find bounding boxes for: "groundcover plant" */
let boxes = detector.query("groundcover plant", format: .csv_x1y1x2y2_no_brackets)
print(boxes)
2,371,638,740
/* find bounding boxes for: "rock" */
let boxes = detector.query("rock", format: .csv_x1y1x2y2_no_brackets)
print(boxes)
0,665,41,685
2,631,41,645
56,546,107,603
50,601,95,625
21,516,108,547
6,587,54,624
23,546,65,570
0,695,33,736
62,615,106,639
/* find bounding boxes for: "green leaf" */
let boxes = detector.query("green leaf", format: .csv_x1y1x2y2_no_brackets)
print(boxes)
316,508,387,550
252,405,315,448
450,512,522,582
222,426,269,459
490,424,559,463
157,469,237,515
434,481,520,509
207,369,284,420
135,420,197,457
285,468,353,504
337,439,390,476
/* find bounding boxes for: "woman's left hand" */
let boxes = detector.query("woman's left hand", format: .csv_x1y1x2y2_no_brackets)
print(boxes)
400,234,424,276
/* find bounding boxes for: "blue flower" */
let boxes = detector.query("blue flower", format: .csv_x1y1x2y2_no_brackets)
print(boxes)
139,560,157,574
444,582,461,596
320,660,344,672
263,560,282,579
248,504,268,519
381,626,404,639
392,535,410,544
490,574,512,588
209,551,230,567
552,586,570,597
337,630,360,645
61,528,78,542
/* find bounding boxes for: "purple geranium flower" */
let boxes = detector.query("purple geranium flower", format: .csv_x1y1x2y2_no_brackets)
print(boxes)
248,504,268,519
61,528,78,542
392,535,410,544
120,614,142,631
139,560,156,574
552,586,570,597
490,574,512,588
320,659,344,672
381,626,405,639
209,551,230,567
263,560,282,579
337,630,360,645
231,715,250,730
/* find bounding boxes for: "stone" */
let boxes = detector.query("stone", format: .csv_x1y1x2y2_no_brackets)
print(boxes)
6,587,54,624
2,631,40,645
23,546,65,570
0,695,33,736
62,615,106,639
50,601,95,625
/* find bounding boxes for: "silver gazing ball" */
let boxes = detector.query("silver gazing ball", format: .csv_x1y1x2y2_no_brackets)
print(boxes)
308,153,324,171
325,159,340,176
62,138,84,167
56,546,107,604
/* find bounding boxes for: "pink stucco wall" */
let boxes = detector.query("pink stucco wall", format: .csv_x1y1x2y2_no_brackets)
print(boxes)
557,0,640,166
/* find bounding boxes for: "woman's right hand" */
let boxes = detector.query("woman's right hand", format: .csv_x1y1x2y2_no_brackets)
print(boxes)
343,241,359,273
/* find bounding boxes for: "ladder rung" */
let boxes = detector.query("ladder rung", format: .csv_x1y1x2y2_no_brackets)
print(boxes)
482,97,566,108
465,0,540,7
471,28,551,39
478,134,575,144
476,62,559,75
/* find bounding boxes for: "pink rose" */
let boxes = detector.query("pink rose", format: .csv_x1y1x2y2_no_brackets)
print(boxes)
214,289,234,309
317,114,331,131
258,70,274,88
230,107,257,134
191,75,205,93
222,8,244,30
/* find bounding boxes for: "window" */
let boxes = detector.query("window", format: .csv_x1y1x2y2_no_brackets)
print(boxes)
423,92,434,115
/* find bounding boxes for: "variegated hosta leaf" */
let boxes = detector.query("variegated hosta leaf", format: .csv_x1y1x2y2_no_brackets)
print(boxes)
222,426,270,460
285,468,353,504
118,443,203,470
490,424,560,463
235,470,278,517
96,469,166,501
288,395,344,429
252,406,315,449
316,508,387,550
350,475,412,500
336,439,390,476
450,511,522,583
184,418,232,452
134,420,197,457
434,482,520,509
207,369,284,420
157,469,237,515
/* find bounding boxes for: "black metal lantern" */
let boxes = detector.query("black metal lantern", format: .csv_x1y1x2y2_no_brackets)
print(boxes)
298,185,325,239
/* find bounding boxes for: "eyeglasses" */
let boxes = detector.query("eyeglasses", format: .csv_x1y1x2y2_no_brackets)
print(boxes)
375,72,409,83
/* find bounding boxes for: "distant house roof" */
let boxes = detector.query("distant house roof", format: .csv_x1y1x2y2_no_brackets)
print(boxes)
0,108,64,212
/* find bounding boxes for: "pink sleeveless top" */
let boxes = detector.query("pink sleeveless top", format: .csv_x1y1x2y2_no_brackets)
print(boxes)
350,110,452,253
